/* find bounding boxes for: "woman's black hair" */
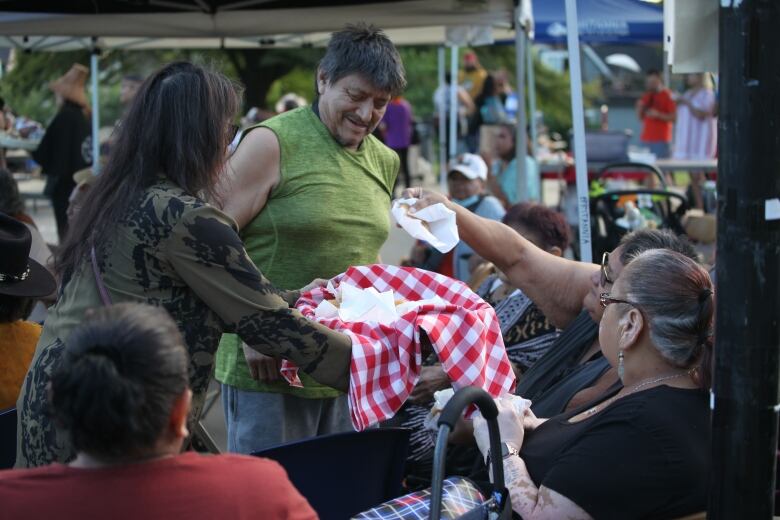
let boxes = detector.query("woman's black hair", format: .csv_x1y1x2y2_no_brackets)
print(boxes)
0,294,34,323
475,74,497,108
49,303,189,459
55,61,242,279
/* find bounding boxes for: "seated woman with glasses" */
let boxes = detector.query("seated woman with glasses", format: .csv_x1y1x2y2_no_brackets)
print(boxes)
473,249,713,519
0,303,317,519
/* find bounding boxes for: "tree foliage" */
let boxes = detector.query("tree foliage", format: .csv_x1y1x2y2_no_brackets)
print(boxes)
396,44,602,137
0,43,600,139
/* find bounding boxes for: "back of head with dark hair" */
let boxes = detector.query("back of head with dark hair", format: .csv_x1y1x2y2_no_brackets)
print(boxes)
318,23,406,97
0,168,25,216
646,69,661,77
0,293,34,323
618,229,698,266
50,303,189,459
476,74,497,105
55,62,242,279
503,202,571,252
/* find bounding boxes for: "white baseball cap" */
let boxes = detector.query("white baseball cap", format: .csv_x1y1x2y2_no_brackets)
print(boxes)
448,153,488,181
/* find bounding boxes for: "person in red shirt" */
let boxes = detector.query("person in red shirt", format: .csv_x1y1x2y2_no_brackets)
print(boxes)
0,303,317,520
636,69,677,160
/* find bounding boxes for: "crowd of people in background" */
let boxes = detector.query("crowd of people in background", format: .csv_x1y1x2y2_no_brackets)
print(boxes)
0,26,718,520
636,68,717,206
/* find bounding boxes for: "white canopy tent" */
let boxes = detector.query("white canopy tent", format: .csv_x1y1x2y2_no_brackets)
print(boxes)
0,2,514,39
0,0,520,175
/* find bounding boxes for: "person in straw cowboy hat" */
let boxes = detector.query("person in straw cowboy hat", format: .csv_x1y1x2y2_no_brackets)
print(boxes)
0,212,57,410
32,63,93,241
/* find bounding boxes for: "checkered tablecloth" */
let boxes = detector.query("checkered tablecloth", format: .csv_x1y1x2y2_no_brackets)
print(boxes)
281,264,515,431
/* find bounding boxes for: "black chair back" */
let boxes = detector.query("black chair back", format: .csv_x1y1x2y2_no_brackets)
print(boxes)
0,407,17,469
252,427,410,520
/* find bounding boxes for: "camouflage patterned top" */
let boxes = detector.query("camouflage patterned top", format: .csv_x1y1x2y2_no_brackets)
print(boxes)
15,180,352,468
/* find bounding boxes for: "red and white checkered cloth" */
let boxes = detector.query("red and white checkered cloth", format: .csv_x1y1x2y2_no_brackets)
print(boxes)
281,264,516,431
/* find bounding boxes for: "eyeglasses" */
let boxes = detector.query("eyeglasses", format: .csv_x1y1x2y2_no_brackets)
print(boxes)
600,252,615,288
600,292,643,311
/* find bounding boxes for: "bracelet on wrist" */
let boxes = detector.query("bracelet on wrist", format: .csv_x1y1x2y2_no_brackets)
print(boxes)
486,441,519,467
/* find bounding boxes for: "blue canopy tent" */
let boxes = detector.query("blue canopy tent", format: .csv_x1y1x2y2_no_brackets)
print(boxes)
534,0,663,44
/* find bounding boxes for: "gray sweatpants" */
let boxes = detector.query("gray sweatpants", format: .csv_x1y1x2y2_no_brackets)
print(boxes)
221,385,353,454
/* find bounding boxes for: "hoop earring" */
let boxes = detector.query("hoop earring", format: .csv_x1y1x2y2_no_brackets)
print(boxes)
618,351,625,381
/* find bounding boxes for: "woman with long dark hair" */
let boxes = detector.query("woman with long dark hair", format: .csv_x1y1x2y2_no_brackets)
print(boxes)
16,62,353,468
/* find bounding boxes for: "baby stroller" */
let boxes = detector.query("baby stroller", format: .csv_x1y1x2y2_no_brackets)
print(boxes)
590,162,689,261
354,387,512,519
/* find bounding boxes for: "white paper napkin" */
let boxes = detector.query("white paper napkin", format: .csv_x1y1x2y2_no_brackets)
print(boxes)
314,284,399,326
424,389,531,432
339,284,398,325
391,197,459,253
314,281,452,328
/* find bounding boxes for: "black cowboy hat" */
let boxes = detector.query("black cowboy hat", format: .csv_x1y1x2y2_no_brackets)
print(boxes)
0,212,57,298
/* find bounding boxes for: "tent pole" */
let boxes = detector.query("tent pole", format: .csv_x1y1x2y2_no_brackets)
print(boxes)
90,48,100,175
564,0,592,263
438,46,447,190
448,45,458,160
526,32,537,162
709,1,780,517
663,49,670,88
514,1,528,202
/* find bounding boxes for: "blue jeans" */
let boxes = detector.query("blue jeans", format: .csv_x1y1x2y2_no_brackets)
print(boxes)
641,140,671,159
221,385,353,454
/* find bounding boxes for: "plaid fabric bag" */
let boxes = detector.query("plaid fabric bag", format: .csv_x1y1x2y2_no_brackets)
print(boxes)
282,264,516,431
353,387,512,520
352,477,486,520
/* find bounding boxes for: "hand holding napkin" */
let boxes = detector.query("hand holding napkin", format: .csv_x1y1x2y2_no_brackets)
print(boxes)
391,197,459,253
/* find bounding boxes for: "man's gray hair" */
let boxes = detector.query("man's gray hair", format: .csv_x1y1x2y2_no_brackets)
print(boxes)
318,23,406,96
621,249,714,370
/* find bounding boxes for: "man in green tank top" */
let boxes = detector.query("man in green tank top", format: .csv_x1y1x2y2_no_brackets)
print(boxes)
215,23,405,453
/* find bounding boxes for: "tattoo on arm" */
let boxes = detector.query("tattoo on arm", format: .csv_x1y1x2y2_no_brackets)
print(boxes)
501,456,593,520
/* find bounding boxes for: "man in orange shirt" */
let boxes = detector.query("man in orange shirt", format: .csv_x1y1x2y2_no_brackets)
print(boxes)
636,69,676,159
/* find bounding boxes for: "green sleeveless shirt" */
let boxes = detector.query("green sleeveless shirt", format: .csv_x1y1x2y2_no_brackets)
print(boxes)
215,106,398,398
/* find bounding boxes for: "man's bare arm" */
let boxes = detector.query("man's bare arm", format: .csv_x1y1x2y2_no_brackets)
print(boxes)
218,127,281,229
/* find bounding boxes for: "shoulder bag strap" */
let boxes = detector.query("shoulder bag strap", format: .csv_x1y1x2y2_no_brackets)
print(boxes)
91,246,113,306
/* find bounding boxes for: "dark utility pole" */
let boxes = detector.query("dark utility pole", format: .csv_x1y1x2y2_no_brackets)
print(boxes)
710,0,780,518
